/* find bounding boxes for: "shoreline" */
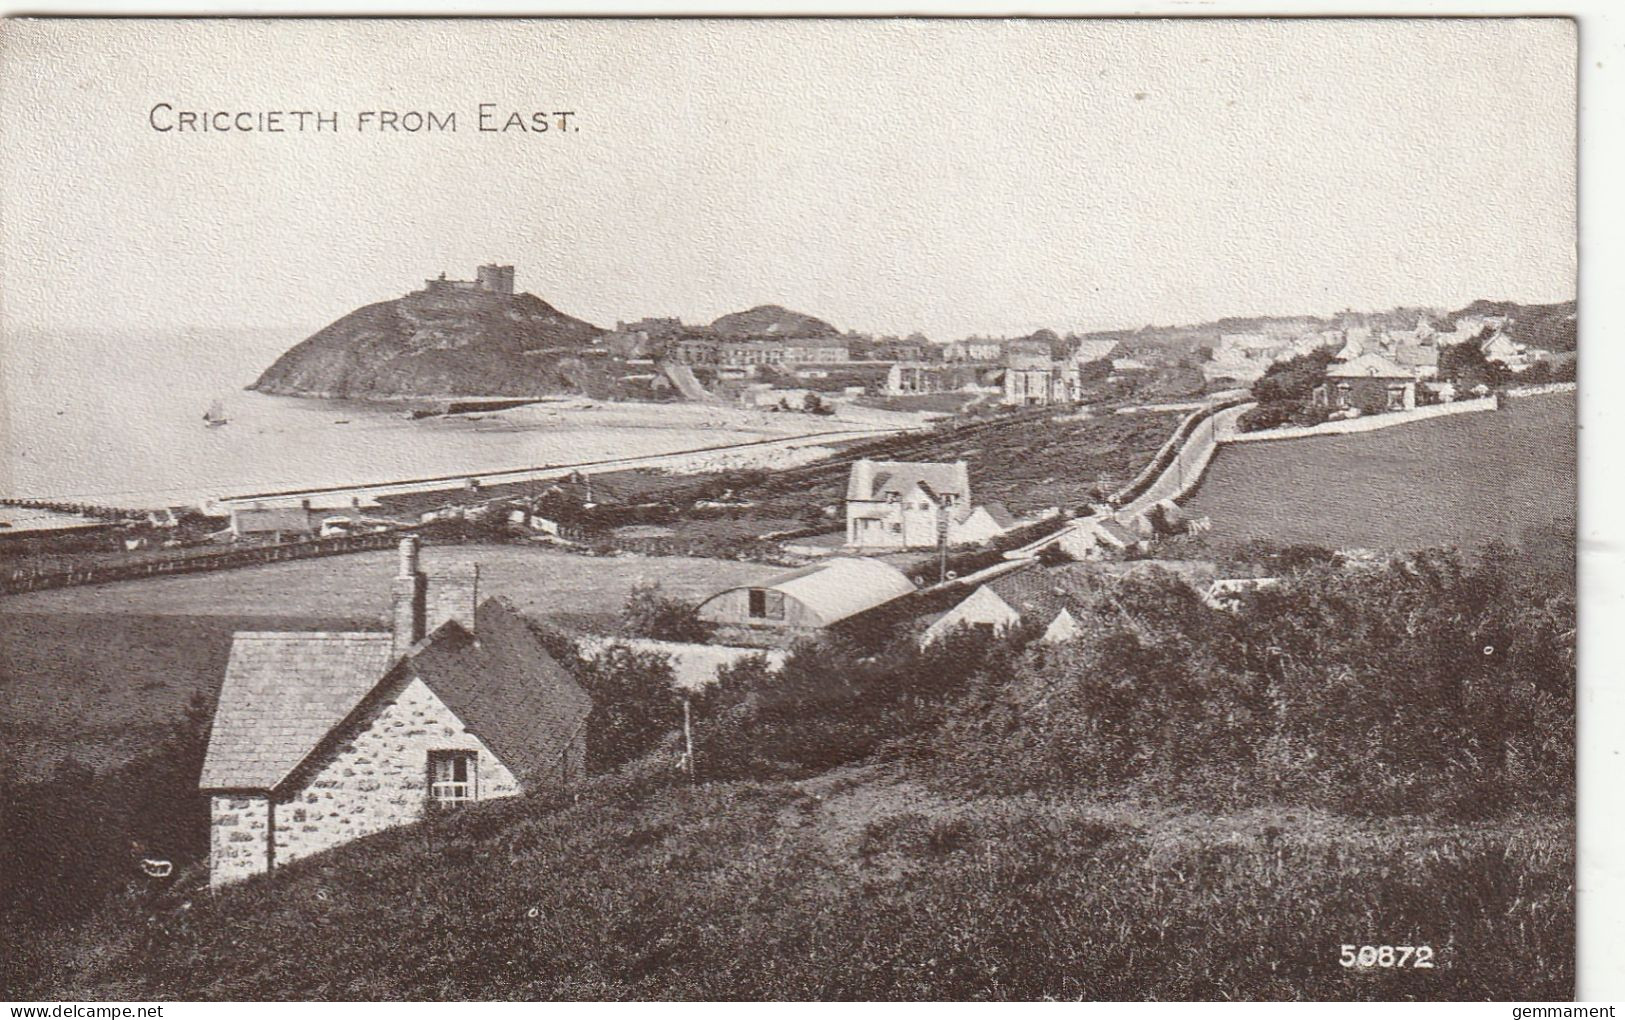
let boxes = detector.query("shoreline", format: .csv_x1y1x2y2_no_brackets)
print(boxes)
209,418,921,510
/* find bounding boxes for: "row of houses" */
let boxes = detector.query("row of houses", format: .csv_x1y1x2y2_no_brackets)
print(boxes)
1309,317,1561,414
920,559,1276,646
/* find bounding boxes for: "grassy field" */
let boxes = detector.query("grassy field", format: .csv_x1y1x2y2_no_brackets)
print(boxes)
724,408,1185,519
1185,391,1575,553
17,763,1571,1000
0,546,779,780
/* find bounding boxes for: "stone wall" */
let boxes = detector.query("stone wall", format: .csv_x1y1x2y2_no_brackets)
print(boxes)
209,793,271,889
272,675,519,867
1224,395,1496,444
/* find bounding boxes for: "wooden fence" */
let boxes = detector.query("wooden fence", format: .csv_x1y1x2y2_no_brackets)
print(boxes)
2,530,404,595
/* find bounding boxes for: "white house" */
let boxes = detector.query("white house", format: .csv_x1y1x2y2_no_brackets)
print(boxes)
1203,577,1282,611
1041,514,1150,561
1480,330,1544,373
845,460,970,548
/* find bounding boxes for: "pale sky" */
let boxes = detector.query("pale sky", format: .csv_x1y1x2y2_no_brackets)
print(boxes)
0,17,1576,341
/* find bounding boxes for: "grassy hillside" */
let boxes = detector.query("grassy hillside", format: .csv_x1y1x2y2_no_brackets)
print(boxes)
16,763,1570,1000
1184,391,1575,555
6,546,1573,1000
250,289,607,399
0,614,371,781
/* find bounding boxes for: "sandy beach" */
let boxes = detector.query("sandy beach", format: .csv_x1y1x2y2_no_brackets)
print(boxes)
204,396,929,509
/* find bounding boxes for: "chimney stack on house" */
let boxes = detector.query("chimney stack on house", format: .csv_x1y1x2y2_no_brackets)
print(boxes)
390,535,480,658
391,536,427,656
849,459,876,498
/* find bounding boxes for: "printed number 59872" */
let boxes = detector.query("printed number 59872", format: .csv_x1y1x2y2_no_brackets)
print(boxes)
1339,945,1434,968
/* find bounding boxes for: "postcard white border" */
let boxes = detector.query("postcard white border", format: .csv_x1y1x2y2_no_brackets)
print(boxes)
0,0,1612,1004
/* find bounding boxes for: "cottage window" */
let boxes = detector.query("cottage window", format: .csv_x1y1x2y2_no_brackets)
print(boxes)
747,588,785,620
428,750,477,807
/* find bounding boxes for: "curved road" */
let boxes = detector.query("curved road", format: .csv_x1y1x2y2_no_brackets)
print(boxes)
1119,403,1252,520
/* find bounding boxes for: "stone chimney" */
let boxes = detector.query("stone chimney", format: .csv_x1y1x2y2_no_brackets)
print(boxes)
391,536,426,657
850,459,876,500
424,562,479,639
390,536,480,655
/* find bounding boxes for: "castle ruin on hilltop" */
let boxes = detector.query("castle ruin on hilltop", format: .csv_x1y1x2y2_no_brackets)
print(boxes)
422,263,515,296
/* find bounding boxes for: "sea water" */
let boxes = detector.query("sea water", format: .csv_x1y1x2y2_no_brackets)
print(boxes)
0,328,791,508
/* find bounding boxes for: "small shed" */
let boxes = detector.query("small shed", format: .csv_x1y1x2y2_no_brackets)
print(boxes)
696,557,917,642
229,504,317,541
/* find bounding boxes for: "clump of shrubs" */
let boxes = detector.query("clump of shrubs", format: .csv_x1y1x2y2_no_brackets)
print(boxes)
1238,400,1332,433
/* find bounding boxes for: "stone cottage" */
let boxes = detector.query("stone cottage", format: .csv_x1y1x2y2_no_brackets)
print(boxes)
199,537,591,889
1312,352,1418,413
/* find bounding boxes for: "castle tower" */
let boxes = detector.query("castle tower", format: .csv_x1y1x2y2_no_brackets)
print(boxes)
476,264,515,295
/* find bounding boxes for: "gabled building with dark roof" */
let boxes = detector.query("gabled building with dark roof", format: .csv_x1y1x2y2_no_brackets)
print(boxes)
200,537,590,888
228,503,318,542
921,561,1102,646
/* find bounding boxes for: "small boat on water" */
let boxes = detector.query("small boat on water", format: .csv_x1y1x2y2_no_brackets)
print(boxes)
203,400,229,428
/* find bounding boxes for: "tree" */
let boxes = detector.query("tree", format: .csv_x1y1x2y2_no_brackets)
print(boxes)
1251,347,1337,404
1438,340,1508,390
1037,543,1076,566
621,581,712,643
574,645,680,771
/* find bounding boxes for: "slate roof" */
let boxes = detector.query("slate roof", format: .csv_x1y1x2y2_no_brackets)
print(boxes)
200,632,397,790
1392,343,1439,370
1096,518,1144,547
981,502,1018,529
1325,352,1413,379
984,562,1102,626
232,506,316,534
396,599,592,787
847,461,971,503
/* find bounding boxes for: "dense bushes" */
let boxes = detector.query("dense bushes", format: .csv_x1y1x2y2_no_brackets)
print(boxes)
1238,400,1332,433
1251,346,1338,404
575,542,1572,822
932,547,1574,817
0,693,212,941
620,581,713,642
691,627,1012,780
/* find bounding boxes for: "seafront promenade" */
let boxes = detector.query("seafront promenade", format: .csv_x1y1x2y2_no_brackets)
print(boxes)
206,422,919,512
